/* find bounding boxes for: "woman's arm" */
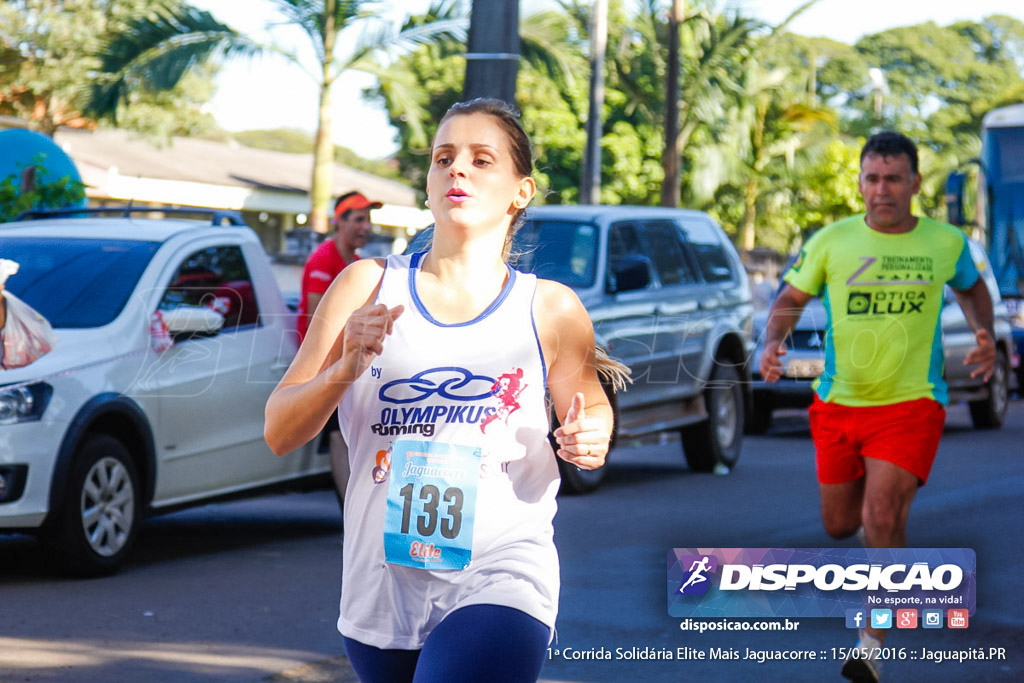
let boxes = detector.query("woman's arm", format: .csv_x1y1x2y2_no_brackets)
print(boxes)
534,280,613,470
264,258,402,455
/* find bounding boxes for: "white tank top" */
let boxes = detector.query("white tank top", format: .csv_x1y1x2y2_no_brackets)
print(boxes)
337,251,560,649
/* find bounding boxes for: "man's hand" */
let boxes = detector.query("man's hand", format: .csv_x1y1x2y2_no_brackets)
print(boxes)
964,328,997,381
760,340,788,383
553,392,610,471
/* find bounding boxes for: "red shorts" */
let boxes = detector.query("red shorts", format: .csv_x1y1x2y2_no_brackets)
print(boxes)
808,396,946,485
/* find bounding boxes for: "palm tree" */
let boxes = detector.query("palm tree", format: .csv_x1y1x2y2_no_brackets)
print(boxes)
88,0,465,232
619,1,760,205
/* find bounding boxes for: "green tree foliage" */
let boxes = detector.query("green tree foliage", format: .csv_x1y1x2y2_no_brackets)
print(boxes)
0,0,219,139
0,162,86,223
89,0,464,231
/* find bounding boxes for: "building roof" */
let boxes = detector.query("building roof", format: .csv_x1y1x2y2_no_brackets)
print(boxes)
52,127,418,208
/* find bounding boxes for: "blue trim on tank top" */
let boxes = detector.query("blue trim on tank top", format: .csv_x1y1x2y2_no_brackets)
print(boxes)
530,284,548,389
408,250,518,327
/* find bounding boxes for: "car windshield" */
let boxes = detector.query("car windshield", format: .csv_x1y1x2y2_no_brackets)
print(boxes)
513,220,599,288
0,237,160,328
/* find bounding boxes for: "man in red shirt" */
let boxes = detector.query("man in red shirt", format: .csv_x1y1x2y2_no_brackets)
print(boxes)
297,191,382,342
298,191,381,508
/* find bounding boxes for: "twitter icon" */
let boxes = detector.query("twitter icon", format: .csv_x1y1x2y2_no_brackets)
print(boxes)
871,609,892,629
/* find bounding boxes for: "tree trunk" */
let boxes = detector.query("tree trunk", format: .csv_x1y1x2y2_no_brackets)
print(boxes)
580,0,606,205
660,0,684,207
740,99,768,251
740,176,758,251
309,0,338,234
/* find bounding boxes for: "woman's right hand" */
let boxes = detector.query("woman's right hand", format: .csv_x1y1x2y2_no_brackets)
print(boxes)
336,303,404,381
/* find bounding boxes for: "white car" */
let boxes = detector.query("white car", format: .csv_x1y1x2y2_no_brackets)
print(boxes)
0,210,327,575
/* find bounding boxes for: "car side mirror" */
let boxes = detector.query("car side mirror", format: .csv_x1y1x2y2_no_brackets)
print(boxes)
161,305,224,341
607,256,652,294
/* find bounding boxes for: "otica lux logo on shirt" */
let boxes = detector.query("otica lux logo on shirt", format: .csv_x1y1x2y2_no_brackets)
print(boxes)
844,254,934,317
370,366,527,438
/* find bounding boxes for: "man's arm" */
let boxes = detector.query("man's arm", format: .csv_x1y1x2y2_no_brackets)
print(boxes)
759,284,815,383
306,292,325,319
953,277,997,381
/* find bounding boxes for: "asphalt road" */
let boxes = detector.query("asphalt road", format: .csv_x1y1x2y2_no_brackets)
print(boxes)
1,400,1021,682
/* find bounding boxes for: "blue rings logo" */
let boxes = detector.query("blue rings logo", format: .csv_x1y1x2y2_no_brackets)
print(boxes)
379,367,496,404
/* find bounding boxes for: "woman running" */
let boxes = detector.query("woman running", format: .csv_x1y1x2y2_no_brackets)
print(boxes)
265,98,622,683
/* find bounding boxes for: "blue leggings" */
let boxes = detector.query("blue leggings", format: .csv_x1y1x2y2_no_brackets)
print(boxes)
343,604,549,683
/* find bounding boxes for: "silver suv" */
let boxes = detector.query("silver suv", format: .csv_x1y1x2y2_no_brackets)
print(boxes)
407,206,754,493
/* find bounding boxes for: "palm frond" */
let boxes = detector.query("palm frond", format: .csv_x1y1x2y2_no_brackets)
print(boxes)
520,9,582,89
88,4,261,118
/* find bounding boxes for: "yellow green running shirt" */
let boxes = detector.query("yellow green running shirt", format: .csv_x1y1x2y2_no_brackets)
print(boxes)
784,214,979,407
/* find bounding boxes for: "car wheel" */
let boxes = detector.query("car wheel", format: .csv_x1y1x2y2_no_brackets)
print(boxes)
44,434,141,577
968,349,1009,430
681,363,744,472
745,395,773,435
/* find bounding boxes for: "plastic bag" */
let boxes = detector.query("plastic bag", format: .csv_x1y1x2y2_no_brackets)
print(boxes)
1,290,58,369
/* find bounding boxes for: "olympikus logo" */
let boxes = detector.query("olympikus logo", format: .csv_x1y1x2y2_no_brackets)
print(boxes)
379,367,496,404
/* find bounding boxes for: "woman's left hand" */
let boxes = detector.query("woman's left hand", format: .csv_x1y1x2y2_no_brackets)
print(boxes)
553,392,610,470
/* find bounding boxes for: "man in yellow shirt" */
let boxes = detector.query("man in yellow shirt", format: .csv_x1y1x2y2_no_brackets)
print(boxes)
760,132,995,682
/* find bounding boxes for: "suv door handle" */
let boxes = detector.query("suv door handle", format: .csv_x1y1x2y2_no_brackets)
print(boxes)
656,301,698,315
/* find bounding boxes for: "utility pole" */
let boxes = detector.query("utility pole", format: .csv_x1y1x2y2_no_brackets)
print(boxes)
580,0,607,205
660,0,685,207
464,0,520,104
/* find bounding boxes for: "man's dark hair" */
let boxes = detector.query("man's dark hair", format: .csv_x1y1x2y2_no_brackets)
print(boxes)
860,132,919,175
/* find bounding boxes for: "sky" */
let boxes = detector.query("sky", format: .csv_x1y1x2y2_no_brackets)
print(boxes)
188,0,1024,160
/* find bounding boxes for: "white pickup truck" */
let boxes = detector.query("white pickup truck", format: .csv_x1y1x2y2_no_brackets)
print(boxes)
0,209,327,576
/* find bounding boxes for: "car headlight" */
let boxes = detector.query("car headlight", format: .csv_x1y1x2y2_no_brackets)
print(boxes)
0,383,52,425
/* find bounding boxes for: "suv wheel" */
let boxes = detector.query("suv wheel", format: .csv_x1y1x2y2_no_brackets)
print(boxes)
968,349,1009,429
44,435,140,577
681,363,743,472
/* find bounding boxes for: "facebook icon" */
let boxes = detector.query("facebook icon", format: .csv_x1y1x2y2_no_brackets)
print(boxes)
845,609,865,629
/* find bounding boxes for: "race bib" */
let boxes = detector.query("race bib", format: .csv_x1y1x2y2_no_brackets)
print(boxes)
383,440,481,570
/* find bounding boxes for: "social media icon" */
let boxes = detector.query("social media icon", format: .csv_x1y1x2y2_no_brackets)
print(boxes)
922,609,943,628
948,609,969,629
845,609,866,629
896,609,918,629
870,609,892,629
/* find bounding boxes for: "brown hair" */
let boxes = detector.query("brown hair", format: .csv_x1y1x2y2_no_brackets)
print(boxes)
435,98,533,260
434,101,630,394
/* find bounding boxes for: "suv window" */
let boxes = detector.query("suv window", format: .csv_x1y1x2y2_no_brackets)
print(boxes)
0,237,159,328
677,218,735,283
515,220,598,287
608,222,646,262
641,220,697,286
159,246,259,331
